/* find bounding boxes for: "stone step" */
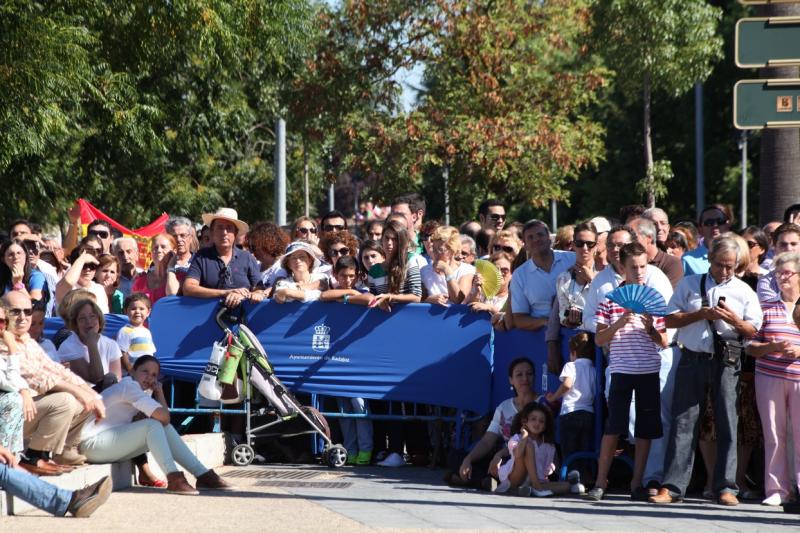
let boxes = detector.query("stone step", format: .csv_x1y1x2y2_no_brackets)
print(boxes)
2,432,226,516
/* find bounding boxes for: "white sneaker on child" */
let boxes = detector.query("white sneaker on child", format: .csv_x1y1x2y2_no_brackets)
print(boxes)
494,480,511,494
518,486,553,497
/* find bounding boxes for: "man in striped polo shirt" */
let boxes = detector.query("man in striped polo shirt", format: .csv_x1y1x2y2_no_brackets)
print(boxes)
585,242,668,502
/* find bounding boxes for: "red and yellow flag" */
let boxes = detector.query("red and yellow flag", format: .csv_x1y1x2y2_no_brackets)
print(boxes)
78,199,169,269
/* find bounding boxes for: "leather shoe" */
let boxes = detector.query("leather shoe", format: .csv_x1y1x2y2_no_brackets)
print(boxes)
718,492,739,506
649,487,681,504
19,459,63,476
53,448,86,466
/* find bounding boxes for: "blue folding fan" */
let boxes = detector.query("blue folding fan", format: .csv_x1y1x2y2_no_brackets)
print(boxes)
607,284,668,316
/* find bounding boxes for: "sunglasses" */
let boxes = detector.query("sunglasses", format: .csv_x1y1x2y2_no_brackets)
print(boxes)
330,247,350,257
21,240,42,254
89,229,110,239
83,247,102,257
7,307,33,317
323,224,345,232
702,217,728,227
745,240,759,249
492,245,515,254
573,239,597,249
297,227,317,235
489,214,506,221
82,263,98,271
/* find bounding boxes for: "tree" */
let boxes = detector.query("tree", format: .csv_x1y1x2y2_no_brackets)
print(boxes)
756,2,800,224
595,0,723,208
290,0,610,221
1,1,319,227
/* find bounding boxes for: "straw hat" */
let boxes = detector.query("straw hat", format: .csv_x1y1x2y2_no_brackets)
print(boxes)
201,207,249,235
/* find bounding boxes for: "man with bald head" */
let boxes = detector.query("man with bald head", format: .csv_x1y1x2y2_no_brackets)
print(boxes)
0,291,105,475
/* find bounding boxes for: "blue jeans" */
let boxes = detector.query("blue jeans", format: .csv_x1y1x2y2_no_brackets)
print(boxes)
0,463,71,516
337,397,373,455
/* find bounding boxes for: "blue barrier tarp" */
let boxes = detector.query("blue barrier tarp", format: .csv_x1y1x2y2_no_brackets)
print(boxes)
148,297,494,414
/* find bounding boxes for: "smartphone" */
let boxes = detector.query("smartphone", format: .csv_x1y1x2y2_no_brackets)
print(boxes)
717,296,726,306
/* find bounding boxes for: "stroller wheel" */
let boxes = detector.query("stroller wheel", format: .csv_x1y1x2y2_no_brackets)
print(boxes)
231,443,255,466
324,444,348,468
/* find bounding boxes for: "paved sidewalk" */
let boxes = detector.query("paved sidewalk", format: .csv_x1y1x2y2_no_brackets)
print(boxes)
2,464,797,532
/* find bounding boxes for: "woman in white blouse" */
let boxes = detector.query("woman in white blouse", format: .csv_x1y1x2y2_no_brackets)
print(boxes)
421,226,474,306
78,355,231,495
56,299,121,390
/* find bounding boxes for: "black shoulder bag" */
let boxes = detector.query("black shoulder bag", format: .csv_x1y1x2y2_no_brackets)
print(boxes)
700,273,743,367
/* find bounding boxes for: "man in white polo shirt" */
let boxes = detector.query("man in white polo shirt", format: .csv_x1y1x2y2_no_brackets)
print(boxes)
510,219,574,331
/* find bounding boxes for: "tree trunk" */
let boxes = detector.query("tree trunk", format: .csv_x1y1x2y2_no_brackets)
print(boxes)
643,71,655,208
756,3,800,224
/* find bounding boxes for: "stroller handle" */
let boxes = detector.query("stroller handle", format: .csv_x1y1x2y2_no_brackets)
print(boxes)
215,304,241,330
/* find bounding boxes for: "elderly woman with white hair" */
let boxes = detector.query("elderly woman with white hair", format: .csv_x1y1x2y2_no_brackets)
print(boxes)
650,235,763,507
746,251,800,506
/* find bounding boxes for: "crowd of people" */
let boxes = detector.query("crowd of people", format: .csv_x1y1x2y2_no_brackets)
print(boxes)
2,194,800,517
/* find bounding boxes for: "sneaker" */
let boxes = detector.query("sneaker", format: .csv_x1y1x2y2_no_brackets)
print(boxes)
645,480,661,497
480,476,498,492
717,492,739,506
763,493,784,506
740,488,761,501
567,470,585,495
374,450,389,462
584,487,605,501
195,469,234,491
346,453,358,466
630,486,651,502
495,480,511,493
517,485,553,497
377,452,405,467
702,488,714,500
166,471,199,495
67,476,112,518
570,482,586,495
355,451,372,465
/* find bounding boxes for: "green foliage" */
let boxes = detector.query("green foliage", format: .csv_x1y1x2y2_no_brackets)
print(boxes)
635,159,674,203
596,0,724,100
292,0,610,219
1,1,319,227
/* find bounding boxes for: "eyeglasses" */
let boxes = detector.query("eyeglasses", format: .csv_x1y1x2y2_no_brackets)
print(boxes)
609,241,629,250
297,227,317,236
745,240,759,249
323,224,345,232
420,233,431,242
330,247,350,257
489,214,506,221
83,247,101,257
573,239,597,250
7,308,33,317
776,270,798,279
492,245,516,254
88,229,110,239
702,217,728,227
82,263,98,271
498,267,511,276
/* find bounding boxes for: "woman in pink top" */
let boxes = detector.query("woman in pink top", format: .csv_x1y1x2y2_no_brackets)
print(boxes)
132,233,176,304
746,251,800,506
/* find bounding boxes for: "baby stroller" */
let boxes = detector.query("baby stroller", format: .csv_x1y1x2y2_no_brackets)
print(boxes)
198,306,348,468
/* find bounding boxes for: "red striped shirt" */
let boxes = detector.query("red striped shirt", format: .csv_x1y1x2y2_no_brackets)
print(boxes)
753,301,800,382
597,298,665,375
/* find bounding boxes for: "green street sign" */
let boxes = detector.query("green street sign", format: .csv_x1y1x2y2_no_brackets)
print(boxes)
734,79,800,129
736,17,800,68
